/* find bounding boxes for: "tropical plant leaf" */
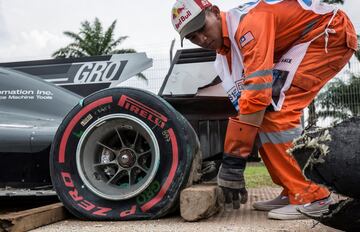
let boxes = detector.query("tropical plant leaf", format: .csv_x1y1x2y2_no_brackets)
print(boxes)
52,17,148,82
110,48,136,54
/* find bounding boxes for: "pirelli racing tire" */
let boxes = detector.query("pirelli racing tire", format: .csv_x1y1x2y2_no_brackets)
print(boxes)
50,87,198,220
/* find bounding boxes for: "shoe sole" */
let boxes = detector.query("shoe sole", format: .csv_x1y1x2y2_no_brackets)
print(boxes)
253,204,288,211
268,209,329,220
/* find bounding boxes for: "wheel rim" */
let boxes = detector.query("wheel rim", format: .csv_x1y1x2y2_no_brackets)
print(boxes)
76,114,160,200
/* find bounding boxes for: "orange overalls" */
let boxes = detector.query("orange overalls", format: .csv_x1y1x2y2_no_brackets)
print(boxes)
218,0,358,204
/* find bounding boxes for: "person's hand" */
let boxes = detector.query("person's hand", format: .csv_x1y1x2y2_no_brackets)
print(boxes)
217,154,248,210
220,186,248,209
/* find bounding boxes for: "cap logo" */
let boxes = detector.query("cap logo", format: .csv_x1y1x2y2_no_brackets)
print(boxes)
172,4,192,30
171,0,212,34
172,4,186,19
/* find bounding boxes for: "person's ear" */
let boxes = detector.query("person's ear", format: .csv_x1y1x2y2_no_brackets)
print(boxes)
210,5,221,18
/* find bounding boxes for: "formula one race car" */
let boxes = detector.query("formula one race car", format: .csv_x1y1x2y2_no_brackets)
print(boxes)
0,49,358,231
0,50,236,220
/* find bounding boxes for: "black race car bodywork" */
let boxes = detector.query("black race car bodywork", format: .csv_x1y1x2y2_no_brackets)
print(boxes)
0,50,234,219
0,50,236,192
0,68,80,190
0,53,152,191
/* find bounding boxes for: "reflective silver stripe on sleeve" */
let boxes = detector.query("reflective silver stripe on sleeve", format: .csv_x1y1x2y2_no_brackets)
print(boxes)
244,82,272,91
247,69,273,80
259,126,303,145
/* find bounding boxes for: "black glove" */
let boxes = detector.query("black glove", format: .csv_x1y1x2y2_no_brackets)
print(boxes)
217,153,248,209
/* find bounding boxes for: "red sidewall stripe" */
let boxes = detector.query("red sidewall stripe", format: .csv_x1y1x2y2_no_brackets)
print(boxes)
59,97,113,163
141,128,179,212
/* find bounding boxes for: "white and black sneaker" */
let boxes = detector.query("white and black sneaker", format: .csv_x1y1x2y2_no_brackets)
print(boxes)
268,196,333,220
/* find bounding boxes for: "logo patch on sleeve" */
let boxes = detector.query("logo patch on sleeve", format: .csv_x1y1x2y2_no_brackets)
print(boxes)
240,31,255,48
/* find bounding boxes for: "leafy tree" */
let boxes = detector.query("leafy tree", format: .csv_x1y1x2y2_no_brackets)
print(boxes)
355,35,360,61
53,18,146,81
53,18,135,58
317,74,360,118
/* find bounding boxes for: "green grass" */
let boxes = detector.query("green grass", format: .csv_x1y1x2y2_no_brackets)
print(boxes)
244,163,277,188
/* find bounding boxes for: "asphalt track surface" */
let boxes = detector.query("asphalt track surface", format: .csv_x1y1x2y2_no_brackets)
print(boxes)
31,187,342,232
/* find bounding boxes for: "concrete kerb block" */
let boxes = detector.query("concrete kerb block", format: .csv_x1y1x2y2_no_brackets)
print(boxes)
180,184,224,222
